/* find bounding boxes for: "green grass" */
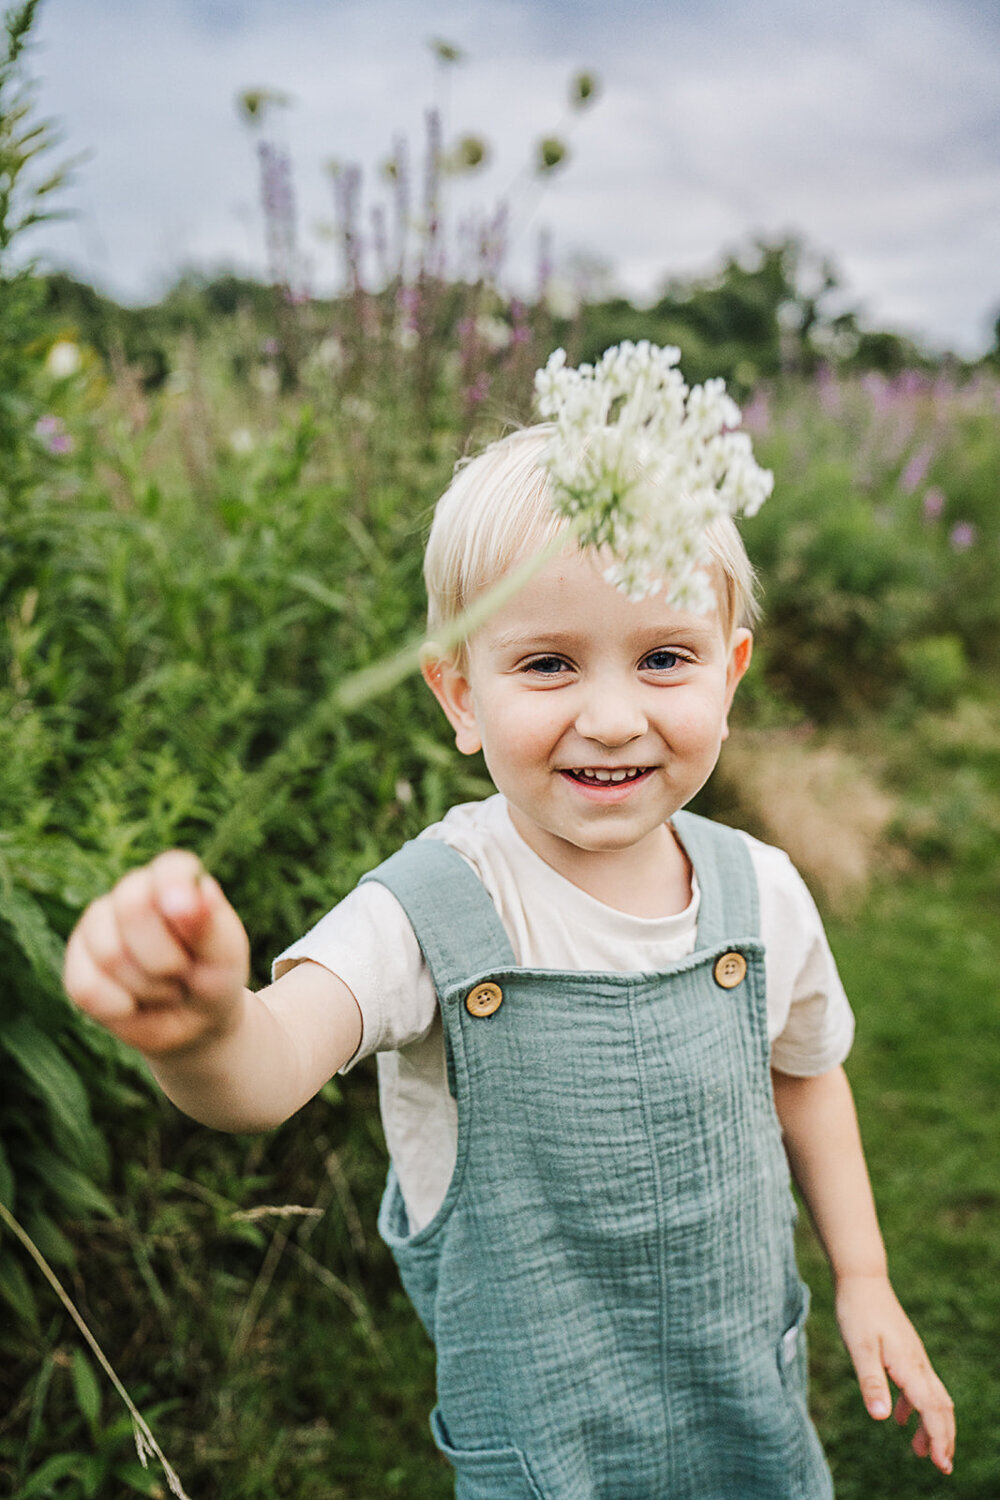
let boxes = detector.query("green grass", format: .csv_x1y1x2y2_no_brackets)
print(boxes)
804,867,1000,1498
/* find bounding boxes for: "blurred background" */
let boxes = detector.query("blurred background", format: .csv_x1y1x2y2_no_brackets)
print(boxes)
2,1,998,1495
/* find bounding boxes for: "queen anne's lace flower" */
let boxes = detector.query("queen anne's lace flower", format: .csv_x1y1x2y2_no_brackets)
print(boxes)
533,341,773,608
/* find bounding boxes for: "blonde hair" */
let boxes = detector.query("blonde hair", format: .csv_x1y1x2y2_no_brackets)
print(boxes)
424,425,759,658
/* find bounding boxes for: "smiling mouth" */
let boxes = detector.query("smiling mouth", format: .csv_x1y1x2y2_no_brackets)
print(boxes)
562,767,651,786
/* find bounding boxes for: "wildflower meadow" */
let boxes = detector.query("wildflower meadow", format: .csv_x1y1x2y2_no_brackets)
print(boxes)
2,4,999,1495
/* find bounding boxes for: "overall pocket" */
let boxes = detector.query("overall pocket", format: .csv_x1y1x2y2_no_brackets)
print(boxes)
430,1407,544,1500
777,1284,811,1397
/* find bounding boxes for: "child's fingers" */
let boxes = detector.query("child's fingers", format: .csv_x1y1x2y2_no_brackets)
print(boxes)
149,854,248,979
893,1391,914,1427
109,866,202,988
75,888,185,1005
147,850,210,947
846,1333,893,1420
64,923,138,1023
893,1393,931,1459
888,1361,955,1475
64,853,250,1058
910,1420,931,1459
187,874,251,990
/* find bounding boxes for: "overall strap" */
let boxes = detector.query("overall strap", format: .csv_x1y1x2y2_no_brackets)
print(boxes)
359,837,516,997
671,810,760,946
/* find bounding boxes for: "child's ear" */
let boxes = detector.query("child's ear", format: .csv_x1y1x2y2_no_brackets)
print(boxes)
421,651,482,755
721,629,753,742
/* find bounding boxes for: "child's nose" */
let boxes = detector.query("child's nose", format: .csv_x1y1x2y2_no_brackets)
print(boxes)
574,683,648,747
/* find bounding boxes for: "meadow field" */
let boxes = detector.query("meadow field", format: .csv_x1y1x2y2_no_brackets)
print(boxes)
3,10,1000,1496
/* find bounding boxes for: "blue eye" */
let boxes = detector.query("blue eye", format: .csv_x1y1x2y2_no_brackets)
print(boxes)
524,655,569,675
643,649,680,671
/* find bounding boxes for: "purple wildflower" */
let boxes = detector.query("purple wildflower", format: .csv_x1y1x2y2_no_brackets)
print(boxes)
895,370,928,399
465,371,491,410
741,390,770,434
35,414,74,455
332,163,363,292
536,227,554,301
861,372,892,413
816,365,841,416
258,139,301,293
922,487,946,522
396,284,420,316
509,298,532,347
949,522,977,551
900,443,934,494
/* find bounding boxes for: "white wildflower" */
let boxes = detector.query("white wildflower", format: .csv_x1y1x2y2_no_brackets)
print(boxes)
533,341,773,609
543,276,580,321
45,340,82,379
342,395,375,426
228,427,255,455
319,336,344,369
475,315,512,351
312,336,345,372
253,365,281,396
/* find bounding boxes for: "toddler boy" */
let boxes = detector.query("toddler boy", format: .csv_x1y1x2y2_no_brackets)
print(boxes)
65,423,954,1497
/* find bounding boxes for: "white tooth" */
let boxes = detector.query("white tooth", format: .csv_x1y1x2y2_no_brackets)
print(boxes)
610,769,627,782
593,769,612,781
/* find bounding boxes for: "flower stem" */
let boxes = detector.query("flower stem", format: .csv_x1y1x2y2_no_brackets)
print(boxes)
0,1200,192,1500
200,527,571,872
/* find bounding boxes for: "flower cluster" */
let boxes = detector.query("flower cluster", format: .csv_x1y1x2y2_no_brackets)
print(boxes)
533,341,773,611
34,414,74,456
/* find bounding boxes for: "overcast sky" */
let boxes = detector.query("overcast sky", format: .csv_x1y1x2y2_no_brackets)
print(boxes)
27,0,1000,355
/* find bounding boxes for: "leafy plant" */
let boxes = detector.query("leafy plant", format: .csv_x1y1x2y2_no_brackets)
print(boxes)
0,0,153,1343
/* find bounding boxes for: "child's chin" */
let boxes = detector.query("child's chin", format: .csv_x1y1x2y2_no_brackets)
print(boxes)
557,820,665,854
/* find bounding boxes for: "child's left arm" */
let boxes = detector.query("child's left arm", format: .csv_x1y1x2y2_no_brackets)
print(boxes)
772,1064,955,1476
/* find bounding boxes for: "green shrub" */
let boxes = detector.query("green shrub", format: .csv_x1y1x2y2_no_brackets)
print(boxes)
742,370,1000,720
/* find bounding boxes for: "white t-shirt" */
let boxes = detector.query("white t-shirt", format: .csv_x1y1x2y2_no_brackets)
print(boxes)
274,796,854,1232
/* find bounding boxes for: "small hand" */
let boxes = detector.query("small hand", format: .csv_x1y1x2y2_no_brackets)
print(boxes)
63,850,250,1057
836,1273,955,1475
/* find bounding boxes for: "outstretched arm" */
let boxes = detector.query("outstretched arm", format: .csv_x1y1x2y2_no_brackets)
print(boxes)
64,850,363,1131
771,1064,955,1476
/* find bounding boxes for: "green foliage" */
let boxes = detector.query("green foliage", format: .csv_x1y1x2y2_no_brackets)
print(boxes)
740,371,1000,720
9,1339,172,1498
577,237,941,394
0,0,154,1348
0,1,74,440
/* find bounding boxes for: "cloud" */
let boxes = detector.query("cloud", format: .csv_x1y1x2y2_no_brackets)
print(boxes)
30,0,1000,352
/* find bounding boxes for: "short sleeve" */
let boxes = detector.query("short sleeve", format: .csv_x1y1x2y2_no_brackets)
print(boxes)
745,835,856,1076
272,881,438,1071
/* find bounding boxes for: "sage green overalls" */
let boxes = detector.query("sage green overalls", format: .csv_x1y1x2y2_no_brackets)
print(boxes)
363,809,834,1499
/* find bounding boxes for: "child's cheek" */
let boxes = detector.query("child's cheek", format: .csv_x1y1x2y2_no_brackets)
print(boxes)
477,697,548,776
667,695,714,740
668,693,731,758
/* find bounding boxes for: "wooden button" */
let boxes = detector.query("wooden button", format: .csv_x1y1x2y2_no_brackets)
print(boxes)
466,981,503,1018
713,951,747,989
